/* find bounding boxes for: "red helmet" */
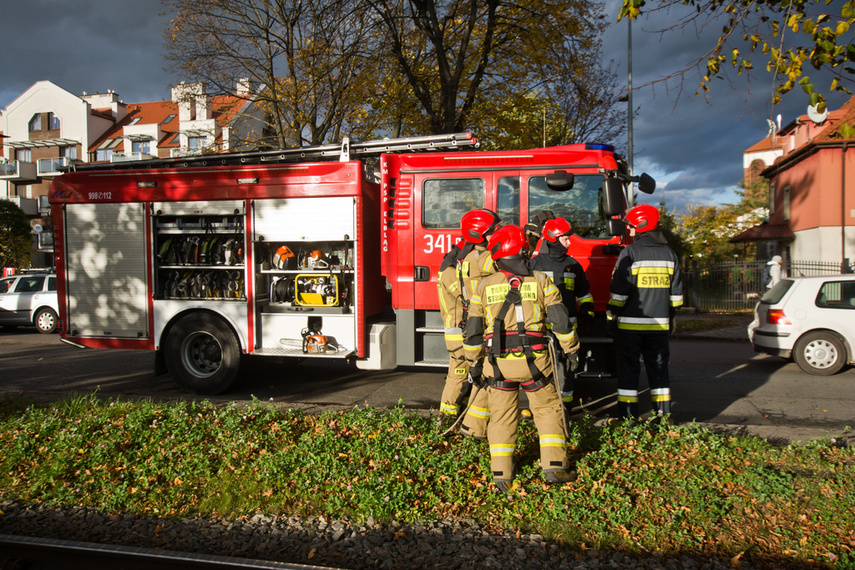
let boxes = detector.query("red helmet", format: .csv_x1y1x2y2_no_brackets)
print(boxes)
542,217,573,242
487,225,528,261
461,209,501,243
624,204,660,233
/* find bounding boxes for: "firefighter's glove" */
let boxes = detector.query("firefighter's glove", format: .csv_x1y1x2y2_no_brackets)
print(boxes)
606,310,619,337
565,351,579,375
577,307,594,336
669,307,677,336
468,363,486,389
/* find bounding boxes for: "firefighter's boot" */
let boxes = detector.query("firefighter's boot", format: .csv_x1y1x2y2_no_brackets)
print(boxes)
617,389,640,419
544,468,577,484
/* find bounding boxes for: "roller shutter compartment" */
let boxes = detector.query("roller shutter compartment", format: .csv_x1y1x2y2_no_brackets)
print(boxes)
64,202,149,338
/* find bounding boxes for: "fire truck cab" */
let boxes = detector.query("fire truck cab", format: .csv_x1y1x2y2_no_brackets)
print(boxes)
49,134,652,394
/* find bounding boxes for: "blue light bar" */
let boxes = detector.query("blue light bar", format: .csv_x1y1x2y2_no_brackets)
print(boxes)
585,143,615,152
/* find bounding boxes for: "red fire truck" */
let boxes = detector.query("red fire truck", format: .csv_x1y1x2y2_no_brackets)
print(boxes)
49,133,654,394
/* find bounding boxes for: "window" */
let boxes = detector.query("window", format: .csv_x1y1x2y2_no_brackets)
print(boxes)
60,146,77,160
48,112,60,130
422,178,485,229
783,185,791,220
15,276,45,293
497,177,521,225
95,149,113,161
16,149,31,162
162,114,176,124
816,281,855,309
769,181,776,215
132,140,150,154
29,114,42,131
129,117,141,125
188,136,206,150
528,174,609,238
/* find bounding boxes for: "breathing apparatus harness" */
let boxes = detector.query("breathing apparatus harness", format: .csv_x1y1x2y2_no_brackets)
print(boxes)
486,273,548,392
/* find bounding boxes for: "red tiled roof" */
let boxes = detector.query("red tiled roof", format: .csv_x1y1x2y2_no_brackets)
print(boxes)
811,95,855,144
729,222,795,243
88,95,248,153
744,136,785,154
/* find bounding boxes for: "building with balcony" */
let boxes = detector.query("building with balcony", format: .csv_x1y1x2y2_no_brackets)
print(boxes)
1,80,264,268
89,81,261,163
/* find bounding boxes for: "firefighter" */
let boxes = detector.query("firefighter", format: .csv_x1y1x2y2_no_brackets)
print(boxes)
464,224,580,490
437,208,501,438
607,204,683,421
530,217,594,407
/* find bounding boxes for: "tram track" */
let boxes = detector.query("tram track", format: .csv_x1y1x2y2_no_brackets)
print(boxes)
0,534,339,570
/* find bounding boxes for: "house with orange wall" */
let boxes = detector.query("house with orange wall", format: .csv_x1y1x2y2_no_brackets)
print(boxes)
733,96,855,270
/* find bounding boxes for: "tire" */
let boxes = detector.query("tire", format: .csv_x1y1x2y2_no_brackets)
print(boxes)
164,313,241,394
793,331,847,376
34,308,58,334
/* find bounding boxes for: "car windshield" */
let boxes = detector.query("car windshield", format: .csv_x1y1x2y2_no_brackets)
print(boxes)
760,278,793,304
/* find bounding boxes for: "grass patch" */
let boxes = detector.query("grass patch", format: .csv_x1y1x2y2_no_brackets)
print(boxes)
676,318,745,334
0,393,852,567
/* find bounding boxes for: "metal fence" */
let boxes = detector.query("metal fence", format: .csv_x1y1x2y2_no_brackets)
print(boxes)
686,259,850,313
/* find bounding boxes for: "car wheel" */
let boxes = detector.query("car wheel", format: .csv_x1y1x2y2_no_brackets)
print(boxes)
34,308,58,334
794,331,847,376
164,313,241,394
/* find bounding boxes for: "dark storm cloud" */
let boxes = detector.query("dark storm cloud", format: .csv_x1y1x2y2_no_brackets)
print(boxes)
1,0,851,216
601,0,851,212
0,0,177,107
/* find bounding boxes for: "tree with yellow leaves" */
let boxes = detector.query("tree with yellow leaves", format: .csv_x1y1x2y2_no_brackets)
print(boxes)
619,0,854,111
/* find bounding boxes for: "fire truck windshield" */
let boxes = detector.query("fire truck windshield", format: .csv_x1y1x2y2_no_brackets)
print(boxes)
528,174,612,238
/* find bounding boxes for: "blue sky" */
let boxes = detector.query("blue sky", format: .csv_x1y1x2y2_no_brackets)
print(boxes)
1,0,851,214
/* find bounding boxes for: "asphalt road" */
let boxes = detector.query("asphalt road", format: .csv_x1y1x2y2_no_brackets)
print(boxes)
1,328,852,443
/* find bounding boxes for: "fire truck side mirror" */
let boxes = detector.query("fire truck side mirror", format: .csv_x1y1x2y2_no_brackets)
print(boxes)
606,218,625,237
602,179,625,217
545,170,575,191
637,173,656,194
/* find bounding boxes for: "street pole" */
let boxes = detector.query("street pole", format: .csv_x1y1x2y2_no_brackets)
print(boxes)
627,17,635,207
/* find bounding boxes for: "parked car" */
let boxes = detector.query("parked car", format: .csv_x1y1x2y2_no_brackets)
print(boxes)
0,272,59,334
748,275,855,375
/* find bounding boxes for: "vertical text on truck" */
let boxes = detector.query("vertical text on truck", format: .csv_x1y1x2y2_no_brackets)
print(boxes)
49,133,654,394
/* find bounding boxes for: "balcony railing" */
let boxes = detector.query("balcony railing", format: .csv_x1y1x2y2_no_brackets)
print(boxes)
170,148,204,158
111,152,155,163
37,157,69,175
1,196,38,216
0,161,38,182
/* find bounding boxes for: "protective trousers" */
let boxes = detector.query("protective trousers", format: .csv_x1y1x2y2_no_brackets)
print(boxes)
486,376,568,487
616,331,671,419
439,336,471,417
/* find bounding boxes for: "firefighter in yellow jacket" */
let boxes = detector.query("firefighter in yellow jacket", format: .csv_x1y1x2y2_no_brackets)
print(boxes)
437,209,501,438
463,224,580,490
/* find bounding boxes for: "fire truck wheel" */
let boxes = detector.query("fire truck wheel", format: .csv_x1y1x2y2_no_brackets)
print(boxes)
165,313,241,394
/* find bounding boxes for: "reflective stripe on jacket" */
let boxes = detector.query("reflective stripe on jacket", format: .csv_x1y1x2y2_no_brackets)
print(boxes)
607,232,683,333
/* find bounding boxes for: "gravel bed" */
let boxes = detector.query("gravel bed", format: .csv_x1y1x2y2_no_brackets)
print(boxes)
0,500,798,569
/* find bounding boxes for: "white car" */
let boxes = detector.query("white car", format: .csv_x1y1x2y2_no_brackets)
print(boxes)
748,275,855,375
0,272,59,334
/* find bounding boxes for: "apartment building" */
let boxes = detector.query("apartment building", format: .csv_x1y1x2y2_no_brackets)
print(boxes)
0,80,263,267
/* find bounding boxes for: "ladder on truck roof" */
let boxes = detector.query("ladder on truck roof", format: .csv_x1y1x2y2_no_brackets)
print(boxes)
67,132,480,172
